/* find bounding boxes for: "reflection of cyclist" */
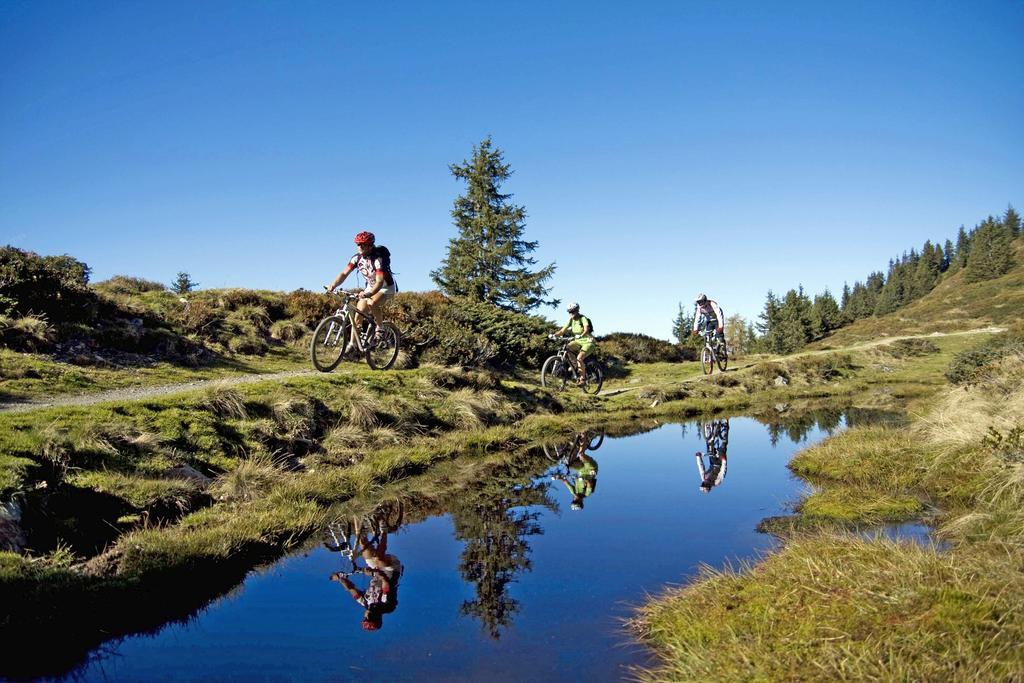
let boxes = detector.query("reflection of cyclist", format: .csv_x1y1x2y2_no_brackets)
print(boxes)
326,231,398,353
552,302,596,386
330,522,403,631
695,419,729,493
690,293,725,345
552,433,600,510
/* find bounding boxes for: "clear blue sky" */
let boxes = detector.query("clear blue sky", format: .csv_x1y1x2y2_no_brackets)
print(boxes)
2,1,1022,339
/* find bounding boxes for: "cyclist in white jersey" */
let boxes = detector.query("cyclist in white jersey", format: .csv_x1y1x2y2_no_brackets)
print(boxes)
690,293,725,343
326,231,397,352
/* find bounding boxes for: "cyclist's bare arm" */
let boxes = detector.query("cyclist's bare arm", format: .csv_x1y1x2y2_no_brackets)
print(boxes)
327,263,356,293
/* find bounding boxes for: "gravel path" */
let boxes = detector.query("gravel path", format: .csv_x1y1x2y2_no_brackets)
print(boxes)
0,369,318,415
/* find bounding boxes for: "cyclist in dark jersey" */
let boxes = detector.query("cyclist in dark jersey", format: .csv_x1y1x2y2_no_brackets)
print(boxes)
330,523,403,631
695,419,729,493
326,231,397,353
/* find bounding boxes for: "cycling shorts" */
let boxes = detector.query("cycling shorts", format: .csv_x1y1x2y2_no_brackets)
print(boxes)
364,285,396,302
568,337,596,354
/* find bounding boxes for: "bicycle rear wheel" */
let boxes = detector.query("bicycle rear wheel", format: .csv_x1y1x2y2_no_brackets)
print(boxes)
541,355,569,391
587,431,605,451
366,322,401,370
582,361,604,394
311,315,350,372
701,346,713,375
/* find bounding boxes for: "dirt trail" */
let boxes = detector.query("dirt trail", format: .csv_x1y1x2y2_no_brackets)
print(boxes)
0,370,318,415
0,327,1005,414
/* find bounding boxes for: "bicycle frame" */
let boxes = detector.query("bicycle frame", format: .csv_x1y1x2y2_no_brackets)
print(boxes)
324,293,380,355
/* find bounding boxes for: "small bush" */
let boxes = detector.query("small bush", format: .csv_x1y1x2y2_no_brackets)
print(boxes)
946,334,1024,385
269,319,308,343
93,276,166,297
227,334,268,355
883,338,940,358
0,246,96,322
285,289,337,327
598,332,688,364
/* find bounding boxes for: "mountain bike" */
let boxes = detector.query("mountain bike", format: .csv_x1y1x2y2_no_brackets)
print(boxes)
541,429,606,463
311,291,401,372
540,337,605,394
700,329,728,375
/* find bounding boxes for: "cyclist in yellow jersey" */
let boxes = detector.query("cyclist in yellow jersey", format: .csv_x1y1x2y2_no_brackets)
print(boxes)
552,302,596,386
551,433,600,510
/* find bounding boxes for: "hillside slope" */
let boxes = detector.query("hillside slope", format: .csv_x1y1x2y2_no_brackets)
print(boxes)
816,235,1023,347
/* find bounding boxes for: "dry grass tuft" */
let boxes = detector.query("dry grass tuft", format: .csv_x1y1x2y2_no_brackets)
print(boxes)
209,451,289,503
336,387,383,429
201,385,249,419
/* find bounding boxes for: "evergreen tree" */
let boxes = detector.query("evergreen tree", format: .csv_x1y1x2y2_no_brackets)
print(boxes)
1003,205,1021,238
810,290,841,339
965,217,1015,282
671,302,690,344
910,240,942,299
941,239,954,272
172,272,197,294
756,290,781,345
955,225,971,270
431,137,556,313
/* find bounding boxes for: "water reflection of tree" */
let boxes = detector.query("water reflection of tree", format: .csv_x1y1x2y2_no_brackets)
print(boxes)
764,408,906,445
444,460,556,639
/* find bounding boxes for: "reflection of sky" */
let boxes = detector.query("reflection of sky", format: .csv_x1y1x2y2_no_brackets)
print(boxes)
75,418,826,682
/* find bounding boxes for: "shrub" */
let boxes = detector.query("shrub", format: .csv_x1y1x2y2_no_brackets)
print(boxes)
0,246,96,322
269,319,308,343
285,289,337,327
883,338,940,358
598,332,688,363
227,334,268,355
93,276,166,297
946,334,1024,385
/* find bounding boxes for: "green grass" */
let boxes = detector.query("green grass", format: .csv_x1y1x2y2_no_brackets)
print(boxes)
631,536,1024,682
632,344,1024,680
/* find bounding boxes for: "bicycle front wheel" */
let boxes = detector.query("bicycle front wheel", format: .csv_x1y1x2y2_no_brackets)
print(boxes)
311,316,350,372
366,322,401,370
541,355,569,391
701,346,714,375
582,361,604,394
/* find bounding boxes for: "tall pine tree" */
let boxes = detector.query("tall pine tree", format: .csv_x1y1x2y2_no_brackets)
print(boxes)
431,137,556,313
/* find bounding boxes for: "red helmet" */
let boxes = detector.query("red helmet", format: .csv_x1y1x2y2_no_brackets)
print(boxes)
354,231,375,245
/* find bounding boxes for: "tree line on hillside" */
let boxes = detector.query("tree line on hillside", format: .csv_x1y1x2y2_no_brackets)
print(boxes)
749,207,1020,354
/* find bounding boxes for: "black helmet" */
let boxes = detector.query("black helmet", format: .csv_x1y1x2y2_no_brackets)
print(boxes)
695,293,708,304
567,302,580,313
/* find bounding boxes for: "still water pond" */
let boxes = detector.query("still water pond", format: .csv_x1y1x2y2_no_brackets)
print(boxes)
70,417,838,681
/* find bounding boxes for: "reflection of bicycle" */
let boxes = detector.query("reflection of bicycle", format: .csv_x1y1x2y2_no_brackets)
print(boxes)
700,329,728,375
542,430,605,463
323,501,404,575
311,291,401,372
540,339,605,394
696,419,729,493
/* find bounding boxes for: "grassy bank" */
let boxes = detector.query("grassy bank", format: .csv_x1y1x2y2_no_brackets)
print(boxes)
631,337,1024,680
0,331,998,675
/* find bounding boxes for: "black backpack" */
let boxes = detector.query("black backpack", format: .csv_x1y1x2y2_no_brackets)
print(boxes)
364,245,395,287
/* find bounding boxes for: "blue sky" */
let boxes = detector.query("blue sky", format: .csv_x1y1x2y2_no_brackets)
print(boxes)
2,1,1022,339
